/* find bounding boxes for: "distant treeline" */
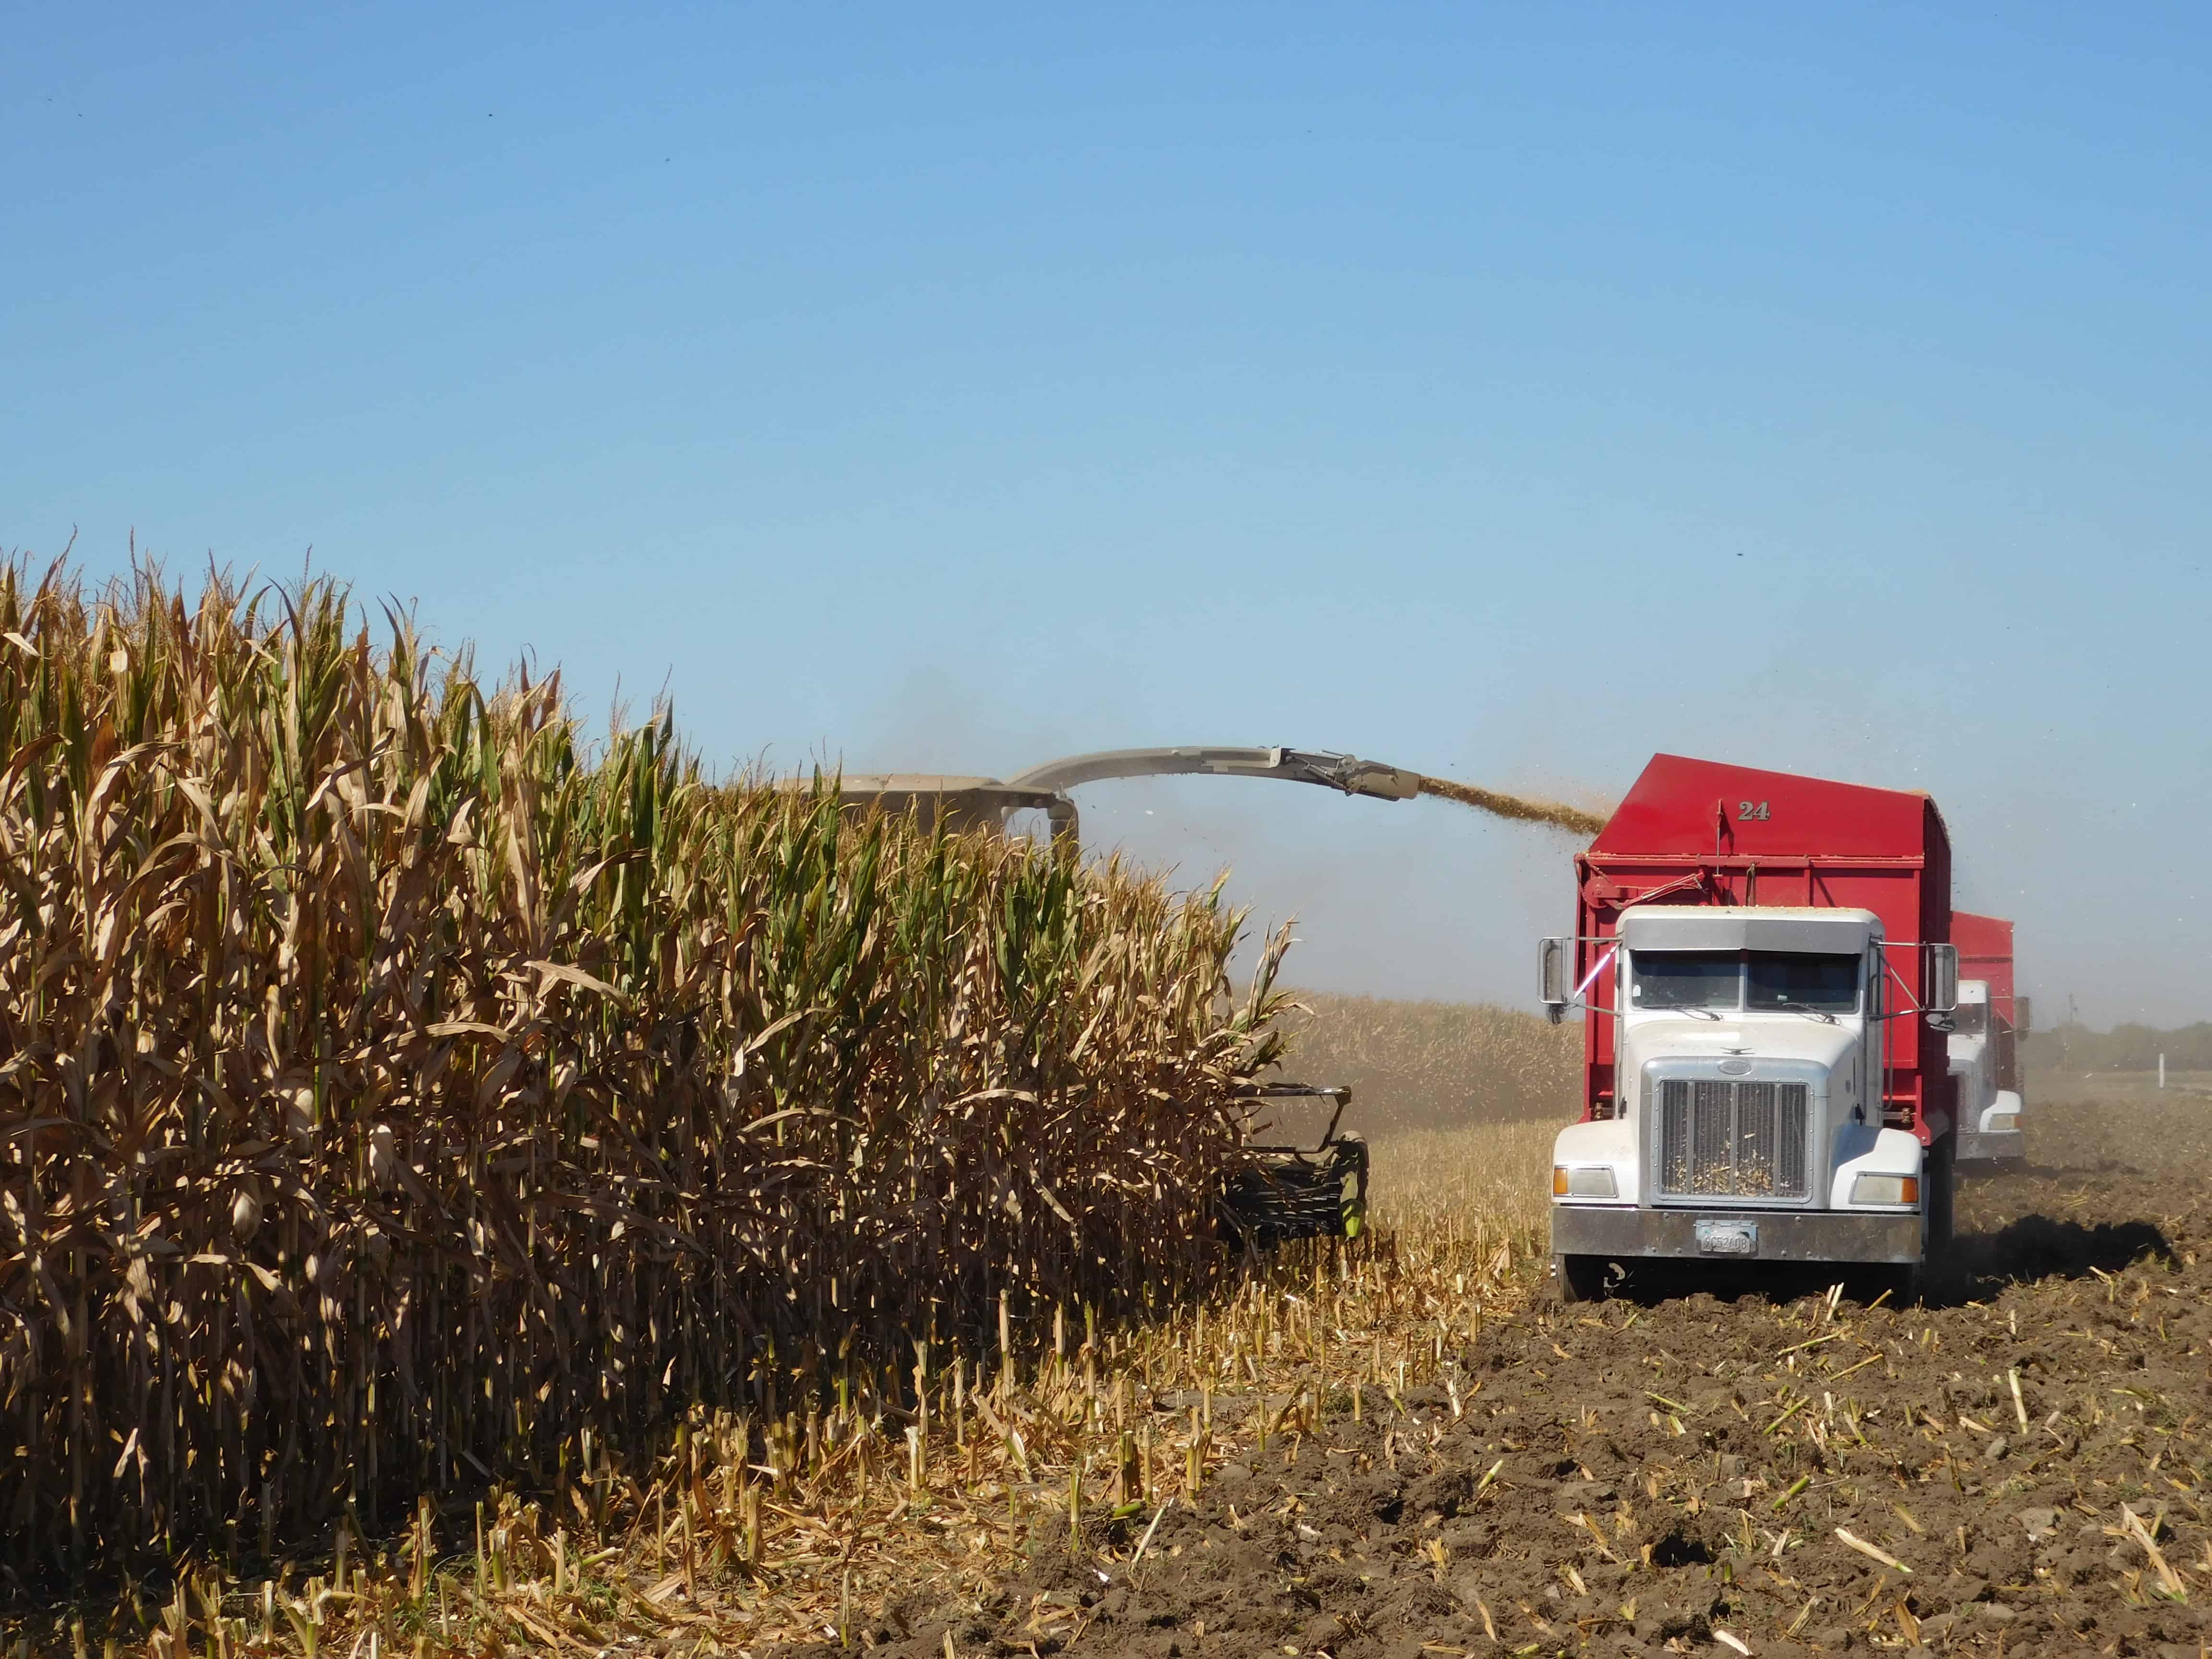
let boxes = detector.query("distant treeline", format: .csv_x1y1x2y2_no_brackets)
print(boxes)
2024,1022,2212,1073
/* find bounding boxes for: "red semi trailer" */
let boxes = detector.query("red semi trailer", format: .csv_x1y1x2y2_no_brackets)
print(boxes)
1539,755,1968,1300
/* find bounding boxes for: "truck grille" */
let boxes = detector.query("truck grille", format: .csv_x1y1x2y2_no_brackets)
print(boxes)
1657,1079,1810,1200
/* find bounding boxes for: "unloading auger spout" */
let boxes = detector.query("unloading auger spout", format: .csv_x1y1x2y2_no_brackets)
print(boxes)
1004,745,1423,806
823,746,1598,843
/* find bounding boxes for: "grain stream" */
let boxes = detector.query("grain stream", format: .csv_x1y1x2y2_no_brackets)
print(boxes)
1416,774,1609,838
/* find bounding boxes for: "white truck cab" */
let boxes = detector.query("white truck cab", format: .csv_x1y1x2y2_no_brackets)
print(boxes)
1548,905,1948,1298
1948,979,2026,1162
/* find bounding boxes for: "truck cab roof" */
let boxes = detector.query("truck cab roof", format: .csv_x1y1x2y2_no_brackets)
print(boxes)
1618,905,1881,954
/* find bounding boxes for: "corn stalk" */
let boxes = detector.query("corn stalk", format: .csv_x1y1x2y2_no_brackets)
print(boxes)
0,557,1287,1585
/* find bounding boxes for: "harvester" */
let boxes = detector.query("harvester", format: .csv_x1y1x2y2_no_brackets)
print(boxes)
830,745,1420,1247
1539,755,2026,1302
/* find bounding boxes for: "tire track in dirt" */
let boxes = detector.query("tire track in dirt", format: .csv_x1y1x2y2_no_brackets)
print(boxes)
791,1094,2212,1657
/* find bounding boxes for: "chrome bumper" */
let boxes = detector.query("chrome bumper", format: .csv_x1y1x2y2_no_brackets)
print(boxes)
1956,1127,2026,1164
1551,1204,1923,1265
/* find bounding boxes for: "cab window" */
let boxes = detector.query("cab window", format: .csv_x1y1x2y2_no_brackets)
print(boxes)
1628,951,1740,1010
1745,952,1860,1014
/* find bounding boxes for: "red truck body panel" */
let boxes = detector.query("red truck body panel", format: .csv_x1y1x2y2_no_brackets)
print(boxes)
1952,911,2014,1011
1574,754,1955,1143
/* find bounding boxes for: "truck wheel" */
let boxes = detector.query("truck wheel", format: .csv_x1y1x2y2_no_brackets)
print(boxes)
1877,1263,1924,1308
1553,1254,1608,1304
1896,1135,1957,1306
1925,1135,1957,1252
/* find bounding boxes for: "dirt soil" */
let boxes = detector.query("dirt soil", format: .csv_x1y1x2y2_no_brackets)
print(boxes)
793,1093,2212,1657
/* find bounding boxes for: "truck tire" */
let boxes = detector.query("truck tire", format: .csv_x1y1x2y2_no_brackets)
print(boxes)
1553,1253,1608,1304
1911,1134,1958,1304
1877,1138,1958,1307
1925,1135,1956,1252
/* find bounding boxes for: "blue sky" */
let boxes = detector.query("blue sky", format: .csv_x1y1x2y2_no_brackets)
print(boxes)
6,3,2209,1025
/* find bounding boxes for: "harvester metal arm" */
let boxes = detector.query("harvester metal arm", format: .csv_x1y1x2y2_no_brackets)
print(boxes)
1005,745,1421,803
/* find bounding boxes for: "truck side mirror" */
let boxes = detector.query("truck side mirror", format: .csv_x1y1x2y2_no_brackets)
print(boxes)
1539,937,1571,1024
1923,943,1959,1018
2014,994,2032,1035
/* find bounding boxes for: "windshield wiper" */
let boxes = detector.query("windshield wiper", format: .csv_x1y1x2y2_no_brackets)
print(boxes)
1674,1006,1723,1021
1766,1000,1838,1024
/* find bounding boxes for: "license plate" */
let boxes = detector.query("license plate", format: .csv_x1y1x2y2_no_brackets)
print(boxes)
1695,1219,1758,1256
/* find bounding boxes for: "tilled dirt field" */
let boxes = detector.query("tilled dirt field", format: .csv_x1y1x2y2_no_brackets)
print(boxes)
817,1093,2212,1657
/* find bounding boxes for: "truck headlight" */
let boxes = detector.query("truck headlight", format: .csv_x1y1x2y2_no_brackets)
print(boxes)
1987,1113,2018,1131
1553,1166,1618,1199
1851,1173,1919,1206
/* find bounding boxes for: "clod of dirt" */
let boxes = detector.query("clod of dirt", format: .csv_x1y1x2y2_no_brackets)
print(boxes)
1404,1465,1473,1518
2018,1505,2061,1541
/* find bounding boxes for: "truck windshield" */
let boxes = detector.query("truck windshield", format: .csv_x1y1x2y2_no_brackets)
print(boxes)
1745,952,1860,1013
1628,950,1863,1013
1629,951,1740,1010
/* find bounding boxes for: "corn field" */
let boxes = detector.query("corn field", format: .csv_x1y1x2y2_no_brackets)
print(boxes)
1277,992,1579,1134
0,559,1288,1588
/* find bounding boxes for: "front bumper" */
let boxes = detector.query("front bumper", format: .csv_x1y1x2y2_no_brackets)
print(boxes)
1956,1127,2026,1165
1551,1204,1923,1265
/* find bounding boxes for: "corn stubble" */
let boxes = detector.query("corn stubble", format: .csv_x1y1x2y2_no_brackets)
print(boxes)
0,558,1291,1586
